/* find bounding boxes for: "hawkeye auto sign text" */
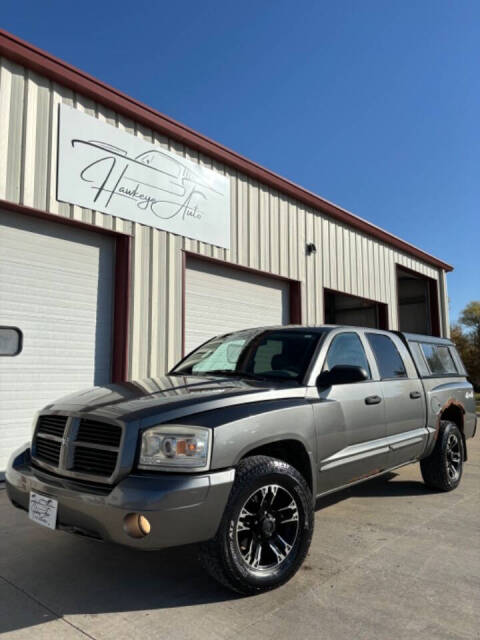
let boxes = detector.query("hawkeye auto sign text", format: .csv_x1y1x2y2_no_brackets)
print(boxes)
57,105,230,248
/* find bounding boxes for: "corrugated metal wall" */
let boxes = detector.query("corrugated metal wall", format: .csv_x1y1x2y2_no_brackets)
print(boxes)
0,57,449,378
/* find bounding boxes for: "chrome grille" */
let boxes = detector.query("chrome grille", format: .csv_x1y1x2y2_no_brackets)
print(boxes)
32,414,123,482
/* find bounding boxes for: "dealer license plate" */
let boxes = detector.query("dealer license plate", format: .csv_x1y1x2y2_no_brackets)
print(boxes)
28,491,58,530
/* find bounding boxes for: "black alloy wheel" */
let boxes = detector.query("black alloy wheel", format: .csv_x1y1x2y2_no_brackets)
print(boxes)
235,483,299,570
420,420,464,491
199,455,314,595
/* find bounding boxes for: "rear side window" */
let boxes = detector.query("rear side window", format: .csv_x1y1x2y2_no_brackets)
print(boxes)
450,347,467,376
408,342,430,377
421,343,458,375
367,333,407,379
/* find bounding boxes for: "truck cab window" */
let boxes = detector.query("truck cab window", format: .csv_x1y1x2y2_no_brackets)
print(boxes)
367,333,406,379
324,332,371,377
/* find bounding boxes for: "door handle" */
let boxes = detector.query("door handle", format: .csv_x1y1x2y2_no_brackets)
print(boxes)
410,391,421,399
365,395,382,405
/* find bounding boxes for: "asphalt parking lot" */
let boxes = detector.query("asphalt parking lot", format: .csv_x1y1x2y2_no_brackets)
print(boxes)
1,435,479,640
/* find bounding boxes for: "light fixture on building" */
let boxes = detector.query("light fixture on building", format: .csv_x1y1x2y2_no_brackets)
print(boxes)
306,243,317,255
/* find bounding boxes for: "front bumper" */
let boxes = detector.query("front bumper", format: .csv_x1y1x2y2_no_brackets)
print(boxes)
6,445,234,550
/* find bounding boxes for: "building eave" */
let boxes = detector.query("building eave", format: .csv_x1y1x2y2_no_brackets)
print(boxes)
0,28,453,273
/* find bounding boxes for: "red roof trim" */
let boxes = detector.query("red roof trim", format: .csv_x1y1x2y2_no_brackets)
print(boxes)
0,28,453,272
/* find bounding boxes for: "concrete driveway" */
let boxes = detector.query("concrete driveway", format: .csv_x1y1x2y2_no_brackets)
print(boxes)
1,436,479,640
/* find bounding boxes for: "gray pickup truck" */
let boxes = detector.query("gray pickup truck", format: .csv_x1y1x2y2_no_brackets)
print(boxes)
6,326,477,594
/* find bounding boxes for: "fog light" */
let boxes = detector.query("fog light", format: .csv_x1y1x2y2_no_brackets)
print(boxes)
123,513,151,538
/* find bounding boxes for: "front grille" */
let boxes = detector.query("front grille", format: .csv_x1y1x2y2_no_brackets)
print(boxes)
36,415,68,438
76,419,122,447
72,418,122,477
35,437,62,466
34,415,68,466
32,414,123,482
73,445,118,476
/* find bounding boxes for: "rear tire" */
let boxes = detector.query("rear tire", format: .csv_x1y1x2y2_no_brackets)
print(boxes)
420,420,464,491
199,455,314,595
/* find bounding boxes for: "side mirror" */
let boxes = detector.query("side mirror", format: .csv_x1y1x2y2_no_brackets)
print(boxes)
316,365,368,388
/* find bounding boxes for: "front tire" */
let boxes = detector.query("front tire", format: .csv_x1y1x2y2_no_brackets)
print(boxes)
199,455,314,595
420,420,464,491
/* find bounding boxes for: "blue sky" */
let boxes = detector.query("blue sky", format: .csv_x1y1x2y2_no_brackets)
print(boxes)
2,0,479,323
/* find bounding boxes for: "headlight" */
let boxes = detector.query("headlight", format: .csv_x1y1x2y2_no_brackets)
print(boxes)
138,425,211,471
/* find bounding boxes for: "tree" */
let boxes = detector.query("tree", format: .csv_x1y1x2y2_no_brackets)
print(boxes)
451,301,480,390
460,301,480,344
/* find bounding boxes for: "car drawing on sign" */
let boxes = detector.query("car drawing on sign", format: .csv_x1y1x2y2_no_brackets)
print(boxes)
6,326,477,594
71,139,223,219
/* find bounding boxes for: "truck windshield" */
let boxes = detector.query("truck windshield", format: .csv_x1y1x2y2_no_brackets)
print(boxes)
171,329,324,382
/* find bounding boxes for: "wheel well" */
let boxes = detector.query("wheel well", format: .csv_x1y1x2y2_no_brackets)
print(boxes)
240,440,313,491
440,404,467,461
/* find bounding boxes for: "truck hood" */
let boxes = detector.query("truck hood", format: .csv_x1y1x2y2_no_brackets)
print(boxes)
43,375,306,425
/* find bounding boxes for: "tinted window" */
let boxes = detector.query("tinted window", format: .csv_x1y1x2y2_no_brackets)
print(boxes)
172,329,323,381
409,342,430,377
252,338,283,373
249,332,320,378
367,334,407,378
450,347,466,376
421,343,457,375
0,327,22,356
325,333,371,378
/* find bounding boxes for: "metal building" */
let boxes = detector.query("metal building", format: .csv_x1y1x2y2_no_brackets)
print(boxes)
0,30,452,470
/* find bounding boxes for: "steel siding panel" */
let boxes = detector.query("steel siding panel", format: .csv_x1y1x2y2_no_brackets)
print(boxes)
249,179,259,269
48,83,73,217
314,213,323,323
6,60,24,203
0,57,448,382
0,58,13,198
259,186,269,272
305,210,314,323
269,191,279,274
34,73,50,211
227,168,237,263
22,70,37,207
279,197,288,278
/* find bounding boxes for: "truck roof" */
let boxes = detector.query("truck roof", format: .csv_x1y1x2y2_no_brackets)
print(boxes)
242,325,454,346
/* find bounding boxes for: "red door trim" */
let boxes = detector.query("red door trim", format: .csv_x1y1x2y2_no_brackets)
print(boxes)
0,199,131,382
181,251,302,356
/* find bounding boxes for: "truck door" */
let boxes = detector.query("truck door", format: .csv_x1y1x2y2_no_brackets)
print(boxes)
312,331,388,493
365,332,427,467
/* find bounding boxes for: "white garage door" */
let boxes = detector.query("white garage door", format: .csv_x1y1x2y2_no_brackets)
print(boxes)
185,257,290,354
0,211,114,472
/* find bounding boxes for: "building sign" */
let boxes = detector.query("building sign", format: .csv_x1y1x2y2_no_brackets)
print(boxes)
57,105,230,248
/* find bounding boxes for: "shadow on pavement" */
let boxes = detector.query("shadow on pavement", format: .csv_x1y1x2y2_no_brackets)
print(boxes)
315,472,433,510
0,512,239,635
0,473,431,635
